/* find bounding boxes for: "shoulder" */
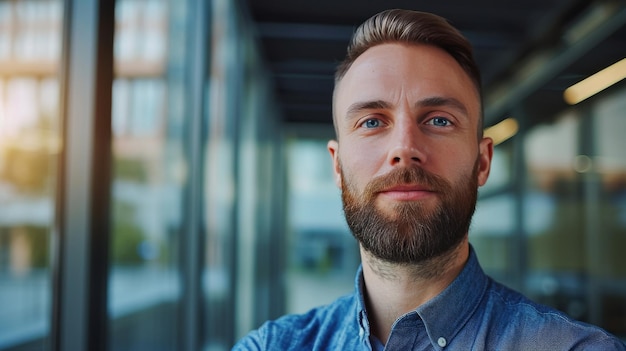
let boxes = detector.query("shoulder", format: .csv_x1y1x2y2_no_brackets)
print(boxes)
477,279,626,350
232,294,359,351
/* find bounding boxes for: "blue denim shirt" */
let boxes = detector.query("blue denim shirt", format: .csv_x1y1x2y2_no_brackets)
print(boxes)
234,248,625,350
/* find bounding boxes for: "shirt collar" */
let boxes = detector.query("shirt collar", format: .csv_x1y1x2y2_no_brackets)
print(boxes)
354,245,489,345
415,246,489,344
354,264,370,340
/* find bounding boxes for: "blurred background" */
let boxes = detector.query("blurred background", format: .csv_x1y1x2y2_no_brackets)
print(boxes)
0,0,625,350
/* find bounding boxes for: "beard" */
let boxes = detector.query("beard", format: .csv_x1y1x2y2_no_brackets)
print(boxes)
341,160,479,265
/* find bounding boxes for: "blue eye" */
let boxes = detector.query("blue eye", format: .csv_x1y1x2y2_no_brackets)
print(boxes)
362,119,381,128
429,117,451,127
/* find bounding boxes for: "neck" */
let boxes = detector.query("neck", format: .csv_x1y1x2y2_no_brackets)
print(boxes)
361,237,470,344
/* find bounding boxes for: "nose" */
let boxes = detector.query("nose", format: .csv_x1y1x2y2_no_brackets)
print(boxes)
388,119,426,167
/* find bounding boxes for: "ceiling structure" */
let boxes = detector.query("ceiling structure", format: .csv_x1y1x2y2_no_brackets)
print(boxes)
244,0,626,131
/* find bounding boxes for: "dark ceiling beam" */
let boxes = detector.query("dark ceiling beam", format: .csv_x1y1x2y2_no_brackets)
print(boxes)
462,30,523,49
275,74,333,93
257,22,354,41
484,2,626,126
270,60,337,74
479,0,590,86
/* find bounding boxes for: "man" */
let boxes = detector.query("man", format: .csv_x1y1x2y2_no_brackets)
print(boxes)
234,9,626,350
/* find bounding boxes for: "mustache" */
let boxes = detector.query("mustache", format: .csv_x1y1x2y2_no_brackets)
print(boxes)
363,166,451,200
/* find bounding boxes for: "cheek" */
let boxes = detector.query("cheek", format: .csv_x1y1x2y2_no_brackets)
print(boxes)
339,144,384,188
433,142,479,180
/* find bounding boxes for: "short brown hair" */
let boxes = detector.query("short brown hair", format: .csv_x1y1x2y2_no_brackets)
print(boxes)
334,9,483,133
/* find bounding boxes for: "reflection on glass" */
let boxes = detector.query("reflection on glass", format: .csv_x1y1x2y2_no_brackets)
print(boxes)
109,0,185,349
203,1,237,348
523,113,587,321
481,144,512,192
524,98,626,338
591,88,626,337
471,194,515,285
0,1,62,350
471,141,515,286
285,139,358,314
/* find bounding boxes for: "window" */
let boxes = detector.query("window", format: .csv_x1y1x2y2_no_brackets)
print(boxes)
285,137,358,314
108,0,185,349
0,1,62,349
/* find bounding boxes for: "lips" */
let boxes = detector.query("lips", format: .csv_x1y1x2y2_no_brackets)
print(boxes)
377,184,437,201
362,166,447,202
380,184,432,192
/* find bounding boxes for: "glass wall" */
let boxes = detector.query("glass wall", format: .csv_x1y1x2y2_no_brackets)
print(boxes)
205,0,284,347
471,143,518,287
591,88,626,336
0,0,282,349
0,1,62,349
523,111,584,319
108,0,284,349
203,0,238,347
108,0,183,349
519,87,626,337
284,136,358,315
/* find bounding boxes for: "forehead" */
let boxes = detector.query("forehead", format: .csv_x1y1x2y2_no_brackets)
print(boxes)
334,43,480,124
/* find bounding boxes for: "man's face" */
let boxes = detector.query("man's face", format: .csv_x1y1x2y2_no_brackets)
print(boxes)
328,43,493,264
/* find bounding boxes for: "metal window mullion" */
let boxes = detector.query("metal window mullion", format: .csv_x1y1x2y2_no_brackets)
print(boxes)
511,105,529,292
180,0,210,350
580,105,602,326
54,0,114,350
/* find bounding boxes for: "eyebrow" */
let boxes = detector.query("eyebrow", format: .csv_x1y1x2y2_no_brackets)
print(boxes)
415,96,469,116
345,100,393,119
344,96,470,120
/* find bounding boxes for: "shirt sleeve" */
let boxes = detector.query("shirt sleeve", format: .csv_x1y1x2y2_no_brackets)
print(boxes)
231,329,265,351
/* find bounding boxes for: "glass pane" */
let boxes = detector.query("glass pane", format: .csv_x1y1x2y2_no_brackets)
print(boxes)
481,143,513,192
0,1,63,350
591,87,626,338
471,194,516,286
203,1,237,348
523,112,588,321
285,138,359,314
109,0,187,349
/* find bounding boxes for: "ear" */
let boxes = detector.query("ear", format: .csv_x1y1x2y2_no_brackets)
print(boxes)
327,139,342,188
477,137,493,187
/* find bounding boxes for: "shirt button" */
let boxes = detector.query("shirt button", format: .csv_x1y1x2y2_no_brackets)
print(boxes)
438,337,447,348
